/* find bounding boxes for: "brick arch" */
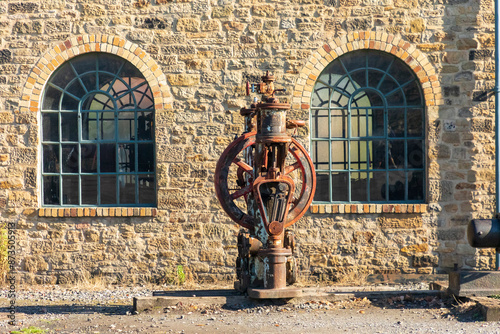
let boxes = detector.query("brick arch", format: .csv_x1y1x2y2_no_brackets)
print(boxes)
291,31,442,110
21,34,172,113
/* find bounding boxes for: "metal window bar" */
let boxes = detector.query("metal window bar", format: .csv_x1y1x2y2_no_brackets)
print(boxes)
310,50,425,203
41,53,155,207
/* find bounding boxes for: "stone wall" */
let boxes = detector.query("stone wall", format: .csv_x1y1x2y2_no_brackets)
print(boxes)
0,0,497,284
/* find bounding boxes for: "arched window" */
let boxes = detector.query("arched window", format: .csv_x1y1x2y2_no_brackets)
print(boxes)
311,50,425,203
41,53,155,206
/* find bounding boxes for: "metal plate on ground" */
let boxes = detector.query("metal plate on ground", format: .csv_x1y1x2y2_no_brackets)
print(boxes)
247,287,303,299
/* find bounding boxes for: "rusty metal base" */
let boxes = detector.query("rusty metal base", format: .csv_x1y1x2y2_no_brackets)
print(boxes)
449,270,500,297
247,287,302,299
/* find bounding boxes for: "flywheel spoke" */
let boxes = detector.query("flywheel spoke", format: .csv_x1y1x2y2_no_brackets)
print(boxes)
233,158,253,177
231,184,252,199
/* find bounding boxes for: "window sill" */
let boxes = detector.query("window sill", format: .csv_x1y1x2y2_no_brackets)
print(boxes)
310,204,427,214
38,207,157,217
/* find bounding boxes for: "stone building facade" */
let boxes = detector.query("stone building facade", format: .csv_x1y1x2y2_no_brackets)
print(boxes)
1,0,497,284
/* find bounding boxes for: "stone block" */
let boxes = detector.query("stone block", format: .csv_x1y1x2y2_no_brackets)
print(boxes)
257,30,287,43
176,18,200,32
400,243,429,255
9,2,39,14
412,255,438,267
213,5,233,18
82,4,106,16
252,5,276,17
378,216,423,229
166,74,201,86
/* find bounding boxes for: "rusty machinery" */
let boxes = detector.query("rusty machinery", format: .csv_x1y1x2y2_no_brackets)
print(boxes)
214,72,316,299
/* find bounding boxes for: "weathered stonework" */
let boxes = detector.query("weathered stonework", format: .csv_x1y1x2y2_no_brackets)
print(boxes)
0,0,495,285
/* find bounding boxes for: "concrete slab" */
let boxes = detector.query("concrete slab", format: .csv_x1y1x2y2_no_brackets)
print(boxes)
133,287,444,312
471,297,500,321
449,270,500,297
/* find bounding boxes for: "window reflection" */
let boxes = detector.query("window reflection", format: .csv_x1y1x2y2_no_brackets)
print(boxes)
311,50,425,203
41,53,156,206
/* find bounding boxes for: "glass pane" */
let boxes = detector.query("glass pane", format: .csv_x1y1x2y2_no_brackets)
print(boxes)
336,76,357,95
81,175,97,205
350,109,367,137
371,140,386,169
99,53,124,74
403,80,422,106
84,93,114,111
388,171,405,201
43,145,59,173
99,73,115,89
311,82,330,108
408,140,424,168
331,141,347,170
117,92,135,109
139,175,155,204
331,90,350,107
118,111,135,140
351,91,370,108
388,60,413,84
342,52,366,73
350,69,366,88
101,175,117,205
313,173,330,201
42,113,59,142
368,53,392,70
81,72,97,92
61,94,79,110
388,109,404,137
319,63,345,85
66,81,86,99
331,172,348,201
371,109,384,137
61,113,78,141
368,69,384,89
312,141,329,170
311,110,329,138
136,86,154,109
99,112,115,140
350,141,368,170
386,90,405,106
331,110,347,138
351,172,368,202
138,143,154,172
100,144,116,172
62,175,79,205
379,77,399,95
120,60,143,78
137,112,153,140
370,172,386,201
408,171,424,200
72,53,96,75
389,140,404,169
407,109,423,137
118,144,134,172
119,175,136,204
50,63,74,89
82,112,97,140
365,91,383,106
62,144,79,173
81,144,97,173
43,176,60,205
43,86,62,110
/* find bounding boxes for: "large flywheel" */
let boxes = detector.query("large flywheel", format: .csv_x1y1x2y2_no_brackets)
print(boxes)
214,131,316,230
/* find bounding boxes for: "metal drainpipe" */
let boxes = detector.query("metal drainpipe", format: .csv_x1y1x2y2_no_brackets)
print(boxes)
496,0,500,270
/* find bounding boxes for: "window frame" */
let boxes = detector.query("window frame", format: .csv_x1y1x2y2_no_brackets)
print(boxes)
310,49,426,204
41,52,156,207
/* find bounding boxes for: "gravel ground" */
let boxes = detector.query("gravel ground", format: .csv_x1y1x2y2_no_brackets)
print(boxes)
1,284,499,334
